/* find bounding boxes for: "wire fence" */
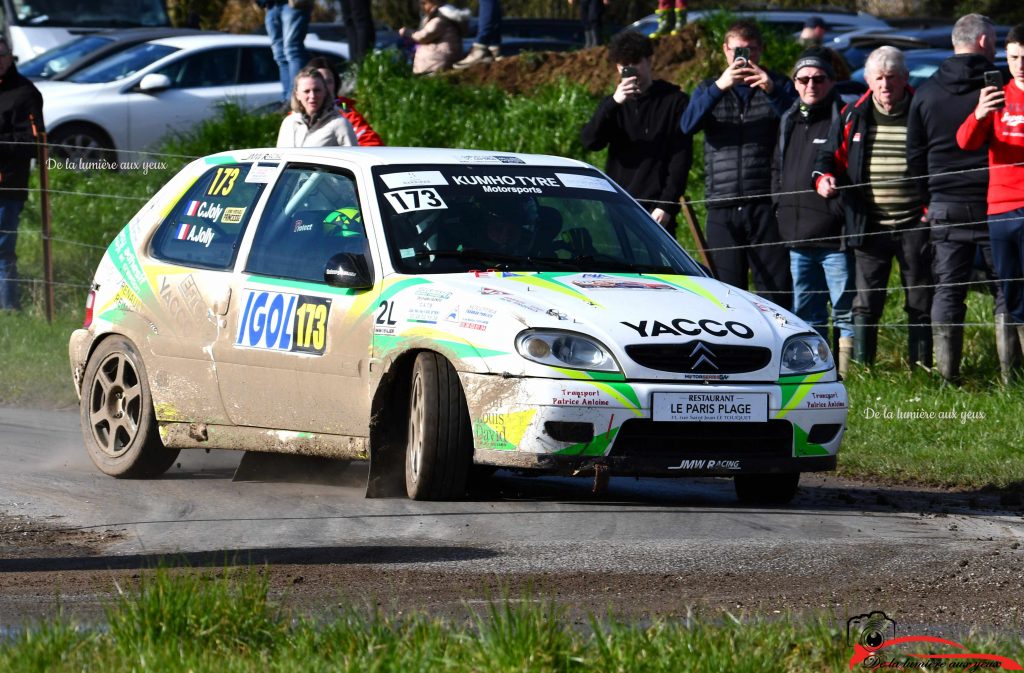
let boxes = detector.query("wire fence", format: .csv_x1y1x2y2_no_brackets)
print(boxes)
5,139,1022,330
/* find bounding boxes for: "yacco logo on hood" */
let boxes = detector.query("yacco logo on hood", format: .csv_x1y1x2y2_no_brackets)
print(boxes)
622,319,755,339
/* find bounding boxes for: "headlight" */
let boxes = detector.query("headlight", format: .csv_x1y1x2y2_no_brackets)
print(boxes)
515,330,620,372
780,333,833,375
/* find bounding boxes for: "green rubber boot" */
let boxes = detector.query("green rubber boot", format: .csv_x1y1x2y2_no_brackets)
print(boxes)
649,9,673,39
670,8,687,35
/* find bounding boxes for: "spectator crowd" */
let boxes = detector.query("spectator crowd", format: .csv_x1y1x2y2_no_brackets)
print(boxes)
583,15,1024,383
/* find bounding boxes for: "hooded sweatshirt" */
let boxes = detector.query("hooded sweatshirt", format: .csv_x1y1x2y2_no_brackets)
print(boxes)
906,53,993,206
957,80,1024,215
0,64,44,202
581,79,692,217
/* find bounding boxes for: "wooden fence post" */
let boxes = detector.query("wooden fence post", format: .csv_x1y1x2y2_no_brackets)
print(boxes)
680,197,717,278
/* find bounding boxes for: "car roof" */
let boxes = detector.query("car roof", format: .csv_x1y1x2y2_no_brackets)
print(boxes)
212,146,593,170
89,27,211,43
147,33,281,49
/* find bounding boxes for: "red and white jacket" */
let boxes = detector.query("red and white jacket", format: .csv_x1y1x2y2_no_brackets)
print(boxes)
957,82,1024,215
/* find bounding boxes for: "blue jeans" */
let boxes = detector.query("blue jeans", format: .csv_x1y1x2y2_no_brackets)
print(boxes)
476,0,502,46
790,247,854,339
989,208,1024,323
266,2,311,100
0,199,23,310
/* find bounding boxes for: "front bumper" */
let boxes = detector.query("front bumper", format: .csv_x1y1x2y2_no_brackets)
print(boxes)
460,372,846,476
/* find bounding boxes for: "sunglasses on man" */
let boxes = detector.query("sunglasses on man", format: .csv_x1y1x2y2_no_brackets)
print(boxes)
794,75,829,85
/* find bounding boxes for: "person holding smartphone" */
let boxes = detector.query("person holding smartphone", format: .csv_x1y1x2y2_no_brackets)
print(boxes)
680,19,795,310
907,14,1014,384
580,30,692,235
958,24,1024,359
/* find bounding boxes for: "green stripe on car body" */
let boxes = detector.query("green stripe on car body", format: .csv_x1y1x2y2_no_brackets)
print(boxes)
512,273,603,308
556,426,620,457
793,423,830,456
647,274,726,308
776,371,827,419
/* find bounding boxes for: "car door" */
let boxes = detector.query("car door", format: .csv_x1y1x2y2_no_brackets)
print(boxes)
126,46,249,150
212,162,379,435
143,160,268,424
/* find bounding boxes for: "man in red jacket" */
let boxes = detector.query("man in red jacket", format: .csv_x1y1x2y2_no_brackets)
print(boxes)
957,24,1024,350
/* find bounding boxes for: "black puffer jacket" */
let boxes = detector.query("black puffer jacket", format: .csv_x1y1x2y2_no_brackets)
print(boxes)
772,93,845,248
680,75,795,203
0,64,45,202
906,53,995,206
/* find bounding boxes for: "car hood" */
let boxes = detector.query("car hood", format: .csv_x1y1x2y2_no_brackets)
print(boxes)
413,272,817,383
36,80,114,98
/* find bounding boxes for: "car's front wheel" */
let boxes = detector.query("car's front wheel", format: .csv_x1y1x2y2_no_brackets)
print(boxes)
734,473,800,504
80,336,179,478
404,352,472,500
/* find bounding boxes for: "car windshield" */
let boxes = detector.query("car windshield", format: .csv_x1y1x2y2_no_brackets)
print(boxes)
18,35,113,79
374,164,704,276
67,43,177,83
11,0,169,27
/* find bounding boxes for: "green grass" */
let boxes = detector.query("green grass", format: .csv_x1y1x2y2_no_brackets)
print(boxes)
4,567,1022,672
0,311,80,409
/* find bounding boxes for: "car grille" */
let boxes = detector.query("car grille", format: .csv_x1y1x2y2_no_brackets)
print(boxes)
624,340,772,374
609,419,792,458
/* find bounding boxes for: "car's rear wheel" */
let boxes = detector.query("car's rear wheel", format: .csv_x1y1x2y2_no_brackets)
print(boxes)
734,473,800,505
80,336,179,478
404,352,472,500
49,123,115,165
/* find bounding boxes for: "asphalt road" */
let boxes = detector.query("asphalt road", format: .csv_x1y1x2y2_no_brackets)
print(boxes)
2,406,1024,637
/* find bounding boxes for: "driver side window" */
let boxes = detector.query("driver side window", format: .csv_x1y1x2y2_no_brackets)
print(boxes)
245,165,369,283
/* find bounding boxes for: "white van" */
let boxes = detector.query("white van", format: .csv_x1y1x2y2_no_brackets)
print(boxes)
0,0,170,63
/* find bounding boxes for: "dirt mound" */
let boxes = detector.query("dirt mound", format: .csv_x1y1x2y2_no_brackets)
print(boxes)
448,25,711,96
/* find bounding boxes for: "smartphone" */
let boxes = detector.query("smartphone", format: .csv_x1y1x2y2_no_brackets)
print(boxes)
620,65,637,80
984,70,1004,109
733,46,750,65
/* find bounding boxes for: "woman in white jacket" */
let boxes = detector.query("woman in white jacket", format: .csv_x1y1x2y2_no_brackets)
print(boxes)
276,67,358,147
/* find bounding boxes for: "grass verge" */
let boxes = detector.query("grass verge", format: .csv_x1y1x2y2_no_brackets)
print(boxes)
3,567,1021,672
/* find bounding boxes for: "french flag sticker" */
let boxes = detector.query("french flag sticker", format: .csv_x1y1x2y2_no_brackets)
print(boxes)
185,200,201,216
176,223,191,240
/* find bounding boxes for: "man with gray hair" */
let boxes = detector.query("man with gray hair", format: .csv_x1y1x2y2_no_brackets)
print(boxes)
814,46,932,369
907,13,1015,383
0,36,44,311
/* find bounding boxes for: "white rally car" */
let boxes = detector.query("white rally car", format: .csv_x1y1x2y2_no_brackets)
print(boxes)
69,147,847,503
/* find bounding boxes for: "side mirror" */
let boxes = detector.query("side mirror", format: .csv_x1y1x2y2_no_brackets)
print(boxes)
138,73,172,93
324,252,373,289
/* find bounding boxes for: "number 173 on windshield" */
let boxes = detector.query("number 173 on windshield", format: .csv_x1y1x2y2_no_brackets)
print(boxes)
384,188,446,214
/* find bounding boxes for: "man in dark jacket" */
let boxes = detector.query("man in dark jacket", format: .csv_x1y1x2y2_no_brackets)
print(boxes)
0,37,44,311
815,46,931,369
680,19,795,309
773,50,853,374
582,30,692,235
907,13,1015,383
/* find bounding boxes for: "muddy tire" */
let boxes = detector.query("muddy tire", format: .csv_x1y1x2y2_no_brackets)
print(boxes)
404,352,472,500
80,336,179,478
734,473,800,505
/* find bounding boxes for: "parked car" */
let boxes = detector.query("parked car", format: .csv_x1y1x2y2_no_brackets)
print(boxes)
627,8,890,40
18,27,208,81
850,47,1009,89
37,34,348,164
68,146,848,503
0,0,172,64
830,25,1013,71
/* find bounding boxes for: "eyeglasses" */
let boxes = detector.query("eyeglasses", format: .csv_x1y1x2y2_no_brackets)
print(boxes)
795,75,829,85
